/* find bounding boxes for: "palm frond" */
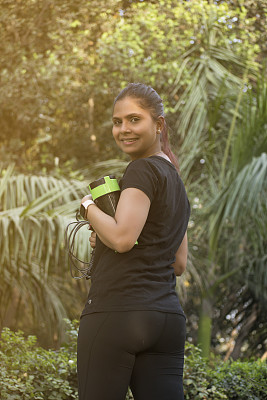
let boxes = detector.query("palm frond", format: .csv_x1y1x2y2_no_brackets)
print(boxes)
231,72,267,173
80,158,128,180
170,10,254,184
0,165,15,203
209,153,267,252
0,169,91,266
0,168,93,343
0,258,70,342
247,255,267,305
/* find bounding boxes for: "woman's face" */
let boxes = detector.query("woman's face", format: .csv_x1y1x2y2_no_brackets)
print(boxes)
112,97,162,160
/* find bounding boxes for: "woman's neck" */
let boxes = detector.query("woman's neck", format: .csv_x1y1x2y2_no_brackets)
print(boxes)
148,150,172,162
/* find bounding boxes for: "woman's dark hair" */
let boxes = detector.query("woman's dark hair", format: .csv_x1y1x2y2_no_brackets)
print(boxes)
114,83,179,172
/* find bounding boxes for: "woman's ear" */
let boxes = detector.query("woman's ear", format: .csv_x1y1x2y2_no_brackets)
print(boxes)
156,116,165,132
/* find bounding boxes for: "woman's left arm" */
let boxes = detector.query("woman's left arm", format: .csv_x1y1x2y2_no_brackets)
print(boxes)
172,231,188,276
84,188,151,253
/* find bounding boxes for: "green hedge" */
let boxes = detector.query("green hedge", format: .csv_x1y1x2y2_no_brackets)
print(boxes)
183,344,267,400
0,321,78,400
0,321,266,400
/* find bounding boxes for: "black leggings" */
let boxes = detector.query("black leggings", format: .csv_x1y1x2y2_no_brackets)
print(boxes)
77,311,186,400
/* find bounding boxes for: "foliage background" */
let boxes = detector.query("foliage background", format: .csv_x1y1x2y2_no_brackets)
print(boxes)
1,322,267,399
1,0,267,364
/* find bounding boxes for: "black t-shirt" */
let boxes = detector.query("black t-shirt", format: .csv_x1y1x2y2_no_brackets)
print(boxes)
81,156,190,317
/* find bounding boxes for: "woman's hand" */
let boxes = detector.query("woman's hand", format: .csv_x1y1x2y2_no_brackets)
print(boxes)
80,194,95,220
81,194,93,204
89,231,97,249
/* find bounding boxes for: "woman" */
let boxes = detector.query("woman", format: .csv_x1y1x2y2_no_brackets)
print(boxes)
77,83,190,400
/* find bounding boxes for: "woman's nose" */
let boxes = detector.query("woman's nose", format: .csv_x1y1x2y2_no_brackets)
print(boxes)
121,121,131,132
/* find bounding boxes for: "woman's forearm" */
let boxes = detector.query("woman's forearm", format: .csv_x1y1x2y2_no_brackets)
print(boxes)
172,232,188,276
84,187,151,253
86,204,124,251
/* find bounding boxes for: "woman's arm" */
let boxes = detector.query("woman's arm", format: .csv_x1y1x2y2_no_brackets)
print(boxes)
84,188,151,253
172,231,188,276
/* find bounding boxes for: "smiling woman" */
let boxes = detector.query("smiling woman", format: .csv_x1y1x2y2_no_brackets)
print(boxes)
112,97,163,160
77,83,190,400
112,83,180,170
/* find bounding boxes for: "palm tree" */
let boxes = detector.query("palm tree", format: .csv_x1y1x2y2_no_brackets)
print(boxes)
207,77,267,359
0,165,90,345
171,8,266,358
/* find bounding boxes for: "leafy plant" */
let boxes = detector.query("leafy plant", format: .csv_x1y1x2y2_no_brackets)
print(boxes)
1,323,266,400
0,166,91,346
210,358,267,399
183,343,227,399
0,323,78,399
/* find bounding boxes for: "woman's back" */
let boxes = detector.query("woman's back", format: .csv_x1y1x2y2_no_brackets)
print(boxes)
81,155,190,316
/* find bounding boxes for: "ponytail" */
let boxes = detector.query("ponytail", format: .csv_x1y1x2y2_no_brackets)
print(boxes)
161,121,180,173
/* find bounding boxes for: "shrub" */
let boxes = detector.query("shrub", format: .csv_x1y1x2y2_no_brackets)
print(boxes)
1,322,266,399
183,343,227,399
0,321,78,400
210,358,267,400
183,343,267,400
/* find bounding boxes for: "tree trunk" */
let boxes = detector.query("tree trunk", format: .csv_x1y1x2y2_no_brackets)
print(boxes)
229,304,258,360
197,297,213,358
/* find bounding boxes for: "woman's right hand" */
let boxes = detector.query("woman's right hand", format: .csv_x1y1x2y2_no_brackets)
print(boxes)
89,231,97,248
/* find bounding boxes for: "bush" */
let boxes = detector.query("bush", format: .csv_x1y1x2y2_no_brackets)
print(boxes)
184,343,267,400
0,321,78,400
183,343,227,399
210,359,267,400
1,322,266,399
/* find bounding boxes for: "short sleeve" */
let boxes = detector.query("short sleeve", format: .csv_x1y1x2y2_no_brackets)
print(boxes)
120,159,158,202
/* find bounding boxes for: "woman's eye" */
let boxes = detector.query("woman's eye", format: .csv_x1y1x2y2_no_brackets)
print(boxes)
131,117,139,123
113,120,121,125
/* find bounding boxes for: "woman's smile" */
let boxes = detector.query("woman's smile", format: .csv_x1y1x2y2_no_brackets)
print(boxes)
120,137,139,145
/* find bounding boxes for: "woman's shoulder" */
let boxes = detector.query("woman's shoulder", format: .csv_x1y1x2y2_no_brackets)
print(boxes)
122,156,179,189
126,155,176,172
